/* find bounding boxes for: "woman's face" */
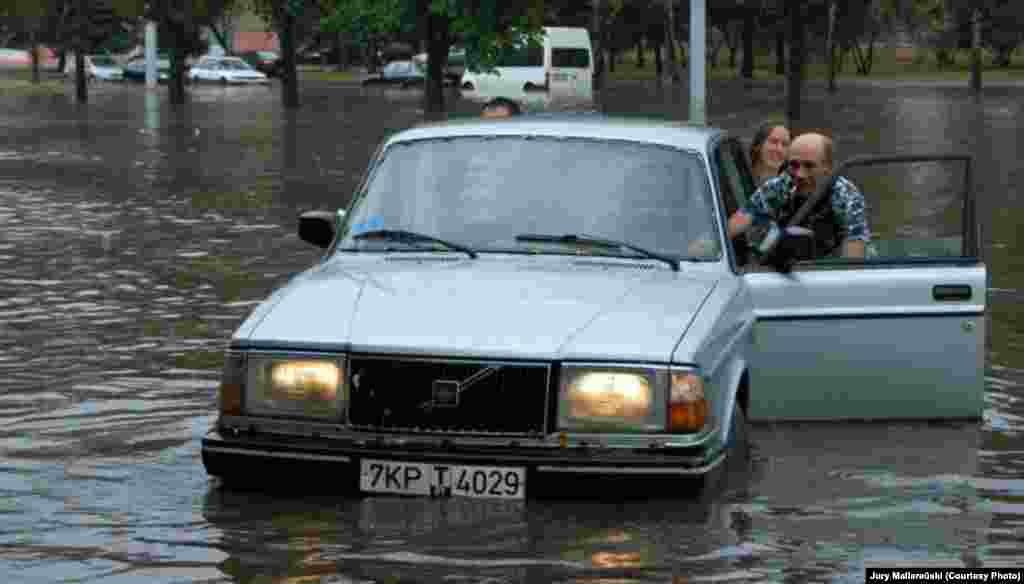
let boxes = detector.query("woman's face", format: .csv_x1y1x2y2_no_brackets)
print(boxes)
760,126,791,170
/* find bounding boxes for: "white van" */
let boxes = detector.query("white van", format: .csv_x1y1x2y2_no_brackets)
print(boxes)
459,27,593,103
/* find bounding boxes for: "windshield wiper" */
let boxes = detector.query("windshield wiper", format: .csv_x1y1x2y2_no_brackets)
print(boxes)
514,233,680,271
352,229,478,259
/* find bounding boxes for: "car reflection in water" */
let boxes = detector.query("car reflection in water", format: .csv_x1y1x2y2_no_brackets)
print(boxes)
201,456,753,581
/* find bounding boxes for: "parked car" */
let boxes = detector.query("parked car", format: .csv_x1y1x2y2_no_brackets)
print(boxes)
63,54,124,81
188,56,269,84
412,47,465,84
201,115,986,499
362,59,455,88
122,57,170,82
238,51,281,77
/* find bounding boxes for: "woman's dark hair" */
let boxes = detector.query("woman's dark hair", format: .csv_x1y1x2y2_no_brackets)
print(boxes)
482,97,522,116
749,120,787,170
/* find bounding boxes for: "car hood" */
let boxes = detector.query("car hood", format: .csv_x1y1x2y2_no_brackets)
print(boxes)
239,256,718,362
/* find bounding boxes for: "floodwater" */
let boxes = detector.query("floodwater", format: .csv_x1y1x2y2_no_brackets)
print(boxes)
0,75,1021,583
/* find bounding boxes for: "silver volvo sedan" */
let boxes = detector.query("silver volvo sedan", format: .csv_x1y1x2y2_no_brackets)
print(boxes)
201,115,987,499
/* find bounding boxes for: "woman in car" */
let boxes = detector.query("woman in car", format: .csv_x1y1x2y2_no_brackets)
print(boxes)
749,121,791,187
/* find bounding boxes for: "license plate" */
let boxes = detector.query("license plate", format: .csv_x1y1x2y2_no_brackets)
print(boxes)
359,459,525,499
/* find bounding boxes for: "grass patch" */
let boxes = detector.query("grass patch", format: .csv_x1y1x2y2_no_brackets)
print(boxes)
607,46,1024,83
0,78,65,96
299,69,357,82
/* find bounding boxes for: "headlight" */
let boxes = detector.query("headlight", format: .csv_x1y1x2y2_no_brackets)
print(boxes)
244,355,347,421
557,366,668,432
557,365,710,434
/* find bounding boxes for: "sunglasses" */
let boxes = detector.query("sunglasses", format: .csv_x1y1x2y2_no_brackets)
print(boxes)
787,159,819,172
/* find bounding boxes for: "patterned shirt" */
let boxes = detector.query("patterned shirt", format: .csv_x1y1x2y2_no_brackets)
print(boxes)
743,172,871,243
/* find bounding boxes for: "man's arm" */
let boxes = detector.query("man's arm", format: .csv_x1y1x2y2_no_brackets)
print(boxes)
837,178,870,259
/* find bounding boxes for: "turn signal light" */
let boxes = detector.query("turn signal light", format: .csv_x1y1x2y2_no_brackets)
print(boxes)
667,371,708,433
219,352,246,416
219,383,243,416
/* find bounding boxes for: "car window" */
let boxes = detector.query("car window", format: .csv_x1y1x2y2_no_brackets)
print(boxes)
551,48,590,68
496,45,543,67
740,157,978,271
340,136,720,260
382,62,401,77
835,158,976,264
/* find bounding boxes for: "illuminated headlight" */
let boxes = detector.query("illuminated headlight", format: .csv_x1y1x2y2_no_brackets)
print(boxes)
557,367,668,432
244,355,347,420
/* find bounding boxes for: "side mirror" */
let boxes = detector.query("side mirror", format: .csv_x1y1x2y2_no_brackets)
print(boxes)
298,210,338,248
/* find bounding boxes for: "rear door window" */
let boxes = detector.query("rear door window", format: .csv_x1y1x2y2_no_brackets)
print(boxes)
551,48,590,68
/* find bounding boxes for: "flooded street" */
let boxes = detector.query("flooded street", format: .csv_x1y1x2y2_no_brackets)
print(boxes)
0,77,1022,583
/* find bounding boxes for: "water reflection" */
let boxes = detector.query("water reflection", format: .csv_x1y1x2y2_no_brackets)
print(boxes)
0,77,1021,582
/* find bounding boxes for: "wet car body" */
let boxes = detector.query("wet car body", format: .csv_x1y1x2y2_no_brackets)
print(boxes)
361,60,454,88
63,55,123,81
188,57,269,85
201,116,987,499
122,57,170,83
237,51,282,77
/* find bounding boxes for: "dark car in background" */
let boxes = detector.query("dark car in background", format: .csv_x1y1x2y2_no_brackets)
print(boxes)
122,56,170,82
238,51,281,77
361,60,456,88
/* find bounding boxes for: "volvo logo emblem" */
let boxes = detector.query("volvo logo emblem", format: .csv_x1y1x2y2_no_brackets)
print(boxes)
431,367,501,408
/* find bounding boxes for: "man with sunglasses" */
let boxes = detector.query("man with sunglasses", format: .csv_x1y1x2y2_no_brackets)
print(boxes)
727,132,870,260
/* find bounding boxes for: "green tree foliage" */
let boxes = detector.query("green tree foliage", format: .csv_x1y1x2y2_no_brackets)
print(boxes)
319,0,544,115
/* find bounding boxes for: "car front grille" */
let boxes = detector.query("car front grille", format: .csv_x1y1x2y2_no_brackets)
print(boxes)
347,356,552,437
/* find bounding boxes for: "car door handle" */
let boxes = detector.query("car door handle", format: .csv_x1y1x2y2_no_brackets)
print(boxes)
933,284,972,301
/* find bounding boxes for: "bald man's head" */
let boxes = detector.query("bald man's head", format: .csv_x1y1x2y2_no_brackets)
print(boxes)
788,132,834,195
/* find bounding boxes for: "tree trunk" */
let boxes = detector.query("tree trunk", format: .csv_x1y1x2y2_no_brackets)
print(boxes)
592,0,604,90
608,49,616,72
785,0,804,126
653,38,663,80
335,31,346,70
422,9,449,119
57,49,67,74
367,38,378,74
76,0,88,103
636,38,645,68
970,8,982,93
775,29,785,75
741,5,754,79
279,5,299,109
169,33,187,104
664,0,684,84
826,0,837,93
29,29,40,84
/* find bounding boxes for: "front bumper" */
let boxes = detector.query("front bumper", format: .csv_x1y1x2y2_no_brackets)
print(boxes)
201,427,723,496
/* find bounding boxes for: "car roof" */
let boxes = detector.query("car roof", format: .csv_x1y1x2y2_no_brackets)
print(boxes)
386,115,722,153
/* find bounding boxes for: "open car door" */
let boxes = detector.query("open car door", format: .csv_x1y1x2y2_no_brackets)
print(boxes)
740,154,986,422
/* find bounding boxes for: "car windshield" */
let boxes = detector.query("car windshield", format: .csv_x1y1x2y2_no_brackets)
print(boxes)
338,135,720,260
221,60,252,70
